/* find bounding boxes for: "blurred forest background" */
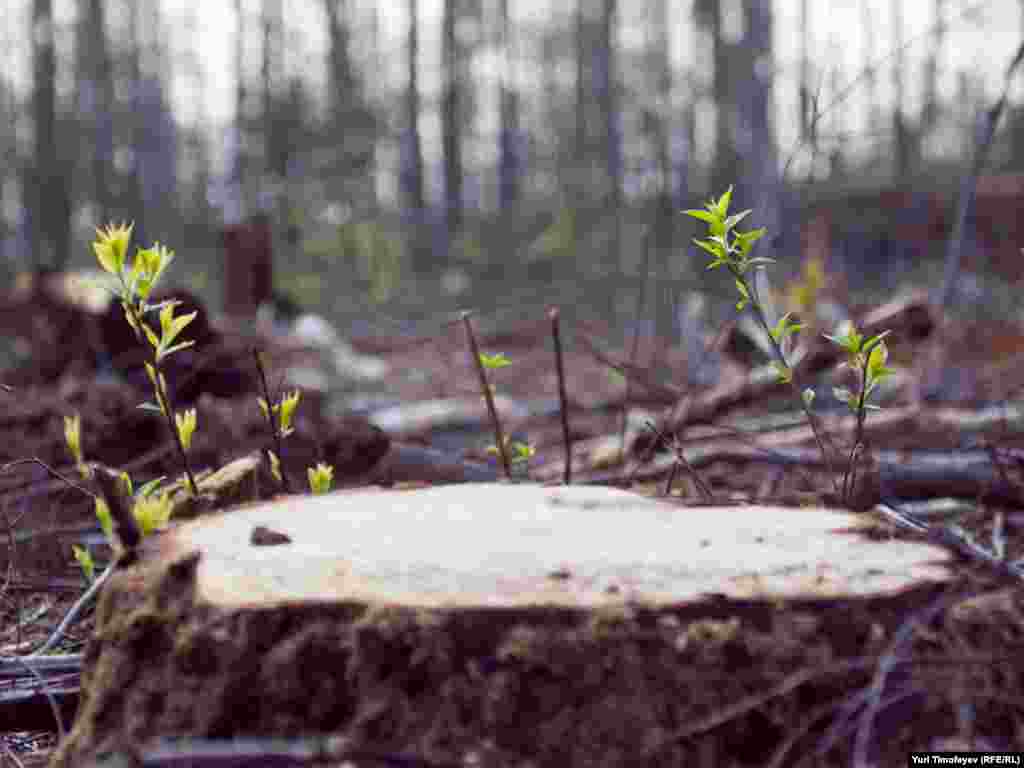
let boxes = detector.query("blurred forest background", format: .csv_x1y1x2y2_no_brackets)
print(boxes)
2,0,1024,345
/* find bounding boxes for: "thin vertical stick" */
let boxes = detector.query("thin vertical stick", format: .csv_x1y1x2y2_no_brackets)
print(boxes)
549,307,572,485
462,311,512,479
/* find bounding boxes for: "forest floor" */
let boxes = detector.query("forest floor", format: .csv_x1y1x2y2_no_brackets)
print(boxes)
4,269,1024,765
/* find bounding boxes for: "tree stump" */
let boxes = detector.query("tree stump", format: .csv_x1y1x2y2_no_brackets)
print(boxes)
52,483,1004,768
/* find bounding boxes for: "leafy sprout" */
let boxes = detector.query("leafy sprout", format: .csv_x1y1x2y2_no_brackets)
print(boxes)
684,188,839,495
91,223,200,496
308,462,334,494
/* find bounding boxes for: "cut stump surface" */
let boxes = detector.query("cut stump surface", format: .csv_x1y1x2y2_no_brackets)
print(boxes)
151,483,948,607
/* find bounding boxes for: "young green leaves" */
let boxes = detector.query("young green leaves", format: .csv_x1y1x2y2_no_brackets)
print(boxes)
825,323,894,505
64,413,84,473
72,544,96,584
478,352,512,370
685,187,770,296
175,408,197,452
308,462,334,494
769,312,805,385
486,435,536,465
94,224,175,309
67,450,172,558
685,188,792,383
92,222,200,496
258,390,301,439
825,325,894,413
92,222,133,276
150,300,197,363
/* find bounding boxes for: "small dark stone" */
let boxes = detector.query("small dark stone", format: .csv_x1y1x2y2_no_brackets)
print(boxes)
250,525,292,547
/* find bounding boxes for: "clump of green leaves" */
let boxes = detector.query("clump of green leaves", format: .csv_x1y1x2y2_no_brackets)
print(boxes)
258,388,301,439
486,435,535,465
685,189,808,386
826,324,894,504
93,223,200,496
308,462,334,494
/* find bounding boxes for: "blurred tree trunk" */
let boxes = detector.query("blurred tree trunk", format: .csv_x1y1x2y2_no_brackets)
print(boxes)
828,43,847,180
861,0,880,171
695,0,740,195
921,0,946,138
441,0,463,242
30,0,71,271
401,0,424,213
401,0,430,274
497,0,520,209
325,0,355,205
598,0,620,212
130,2,177,245
798,0,812,143
540,12,564,195
262,0,291,284
597,0,620,314
891,0,914,180
232,0,253,221
80,0,114,227
126,0,148,249
365,2,381,216
262,0,286,188
738,0,781,293
178,5,213,242
0,6,12,262
324,0,377,217
649,0,676,343
574,0,588,195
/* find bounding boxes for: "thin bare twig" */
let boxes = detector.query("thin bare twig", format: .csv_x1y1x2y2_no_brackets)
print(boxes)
32,565,114,657
644,421,714,502
548,307,573,485
628,317,736,487
0,458,96,501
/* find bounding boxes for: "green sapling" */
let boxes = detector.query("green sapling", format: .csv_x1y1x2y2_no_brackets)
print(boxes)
92,223,200,496
825,323,894,504
685,189,855,498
